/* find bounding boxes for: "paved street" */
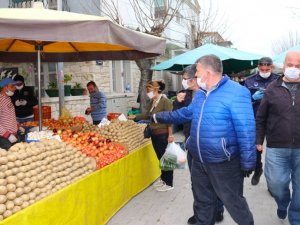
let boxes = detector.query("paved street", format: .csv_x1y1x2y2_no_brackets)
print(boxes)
107,132,290,225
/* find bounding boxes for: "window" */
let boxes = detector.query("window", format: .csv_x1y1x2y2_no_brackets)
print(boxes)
34,63,57,96
111,61,132,93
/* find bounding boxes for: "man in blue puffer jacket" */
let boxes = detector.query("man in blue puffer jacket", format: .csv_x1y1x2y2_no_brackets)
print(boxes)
153,54,256,225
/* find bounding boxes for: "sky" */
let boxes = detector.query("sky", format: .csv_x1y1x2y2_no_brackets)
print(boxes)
201,0,300,56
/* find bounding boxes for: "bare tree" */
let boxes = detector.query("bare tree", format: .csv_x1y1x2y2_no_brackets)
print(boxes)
91,0,228,112
185,0,229,48
272,31,300,55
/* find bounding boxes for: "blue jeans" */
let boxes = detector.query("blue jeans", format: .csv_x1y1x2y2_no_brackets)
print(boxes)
265,148,300,225
192,157,253,225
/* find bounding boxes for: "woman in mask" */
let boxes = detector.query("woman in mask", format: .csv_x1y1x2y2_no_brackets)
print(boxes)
128,80,174,192
11,74,38,123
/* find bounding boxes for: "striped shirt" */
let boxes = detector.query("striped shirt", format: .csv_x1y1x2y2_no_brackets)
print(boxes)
0,94,18,136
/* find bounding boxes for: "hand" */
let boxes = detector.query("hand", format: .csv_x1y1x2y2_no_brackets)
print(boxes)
252,90,264,101
168,135,174,143
127,115,136,120
85,107,92,115
20,100,27,106
8,134,18,143
18,127,25,133
241,168,253,178
176,93,186,102
256,144,263,152
15,100,21,106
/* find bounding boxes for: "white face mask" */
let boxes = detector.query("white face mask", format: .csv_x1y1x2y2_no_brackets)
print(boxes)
182,79,189,90
284,67,300,81
196,77,207,90
196,77,202,87
147,91,155,99
6,90,14,96
259,72,271,79
16,85,24,90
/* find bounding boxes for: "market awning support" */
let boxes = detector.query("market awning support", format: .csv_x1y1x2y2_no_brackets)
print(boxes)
35,44,43,131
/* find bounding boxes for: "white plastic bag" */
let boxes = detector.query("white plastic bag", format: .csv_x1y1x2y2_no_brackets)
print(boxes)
98,118,111,128
160,142,187,171
118,114,127,121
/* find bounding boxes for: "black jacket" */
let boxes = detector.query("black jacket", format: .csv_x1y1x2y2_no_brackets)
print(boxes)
11,86,38,118
256,77,300,148
172,90,193,140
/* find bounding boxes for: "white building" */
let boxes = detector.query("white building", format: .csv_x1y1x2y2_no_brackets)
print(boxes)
0,0,201,119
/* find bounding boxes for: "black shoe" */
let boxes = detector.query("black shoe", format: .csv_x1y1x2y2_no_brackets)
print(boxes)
251,169,263,185
187,215,196,225
277,209,287,219
215,211,224,223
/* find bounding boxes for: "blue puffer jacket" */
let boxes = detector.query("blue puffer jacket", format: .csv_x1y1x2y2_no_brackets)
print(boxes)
155,75,256,170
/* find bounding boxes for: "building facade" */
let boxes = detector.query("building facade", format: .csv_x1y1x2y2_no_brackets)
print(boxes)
1,0,202,120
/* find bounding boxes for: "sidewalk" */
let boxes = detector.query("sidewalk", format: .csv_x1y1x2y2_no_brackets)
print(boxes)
107,132,289,225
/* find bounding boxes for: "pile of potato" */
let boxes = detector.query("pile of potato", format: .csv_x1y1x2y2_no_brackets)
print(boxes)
98,120,148,151
0,140,96,220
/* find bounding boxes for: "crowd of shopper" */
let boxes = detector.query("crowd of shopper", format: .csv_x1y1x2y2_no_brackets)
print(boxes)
1,51,300,225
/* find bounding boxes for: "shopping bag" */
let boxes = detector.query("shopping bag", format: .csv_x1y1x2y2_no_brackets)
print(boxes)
159,142,187,171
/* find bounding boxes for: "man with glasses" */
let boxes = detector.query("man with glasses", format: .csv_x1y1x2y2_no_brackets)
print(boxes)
177,65,225,224
244,57,279,185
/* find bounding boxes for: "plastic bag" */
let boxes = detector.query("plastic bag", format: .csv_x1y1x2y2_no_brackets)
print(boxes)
159,142,187,171
98,118,111,128
59,106,72,120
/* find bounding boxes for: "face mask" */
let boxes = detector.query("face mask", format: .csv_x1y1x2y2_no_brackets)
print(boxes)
196,77,202,87
182,79,189,90
6,90,14,96
259,72,271,79
147,91,154,99
16,85,24,90
197,77,207,90
284,67,300,80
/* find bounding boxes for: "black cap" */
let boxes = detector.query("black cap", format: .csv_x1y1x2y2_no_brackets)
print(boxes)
258,57,273,66
183,64,196,79
13,74,25,83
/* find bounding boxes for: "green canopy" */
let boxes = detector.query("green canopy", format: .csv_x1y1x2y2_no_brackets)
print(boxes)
272,44,300,68
152,43,262,74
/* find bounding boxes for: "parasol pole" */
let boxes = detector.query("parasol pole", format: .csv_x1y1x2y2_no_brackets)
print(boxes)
36,44,43,131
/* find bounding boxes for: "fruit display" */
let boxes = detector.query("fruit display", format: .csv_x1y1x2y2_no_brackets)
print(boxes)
81,120,148,151
21,117,87,131
59,131,128,169
99,120,148,151
0,140,96,220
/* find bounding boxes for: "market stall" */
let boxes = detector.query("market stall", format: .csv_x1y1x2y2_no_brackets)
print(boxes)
0,142,160,225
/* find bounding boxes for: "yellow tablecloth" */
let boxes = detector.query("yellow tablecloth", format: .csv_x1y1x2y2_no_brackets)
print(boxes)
0,142,160,225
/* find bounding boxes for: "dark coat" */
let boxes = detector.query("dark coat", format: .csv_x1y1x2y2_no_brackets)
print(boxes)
256,77,300,148
10,86,38,118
